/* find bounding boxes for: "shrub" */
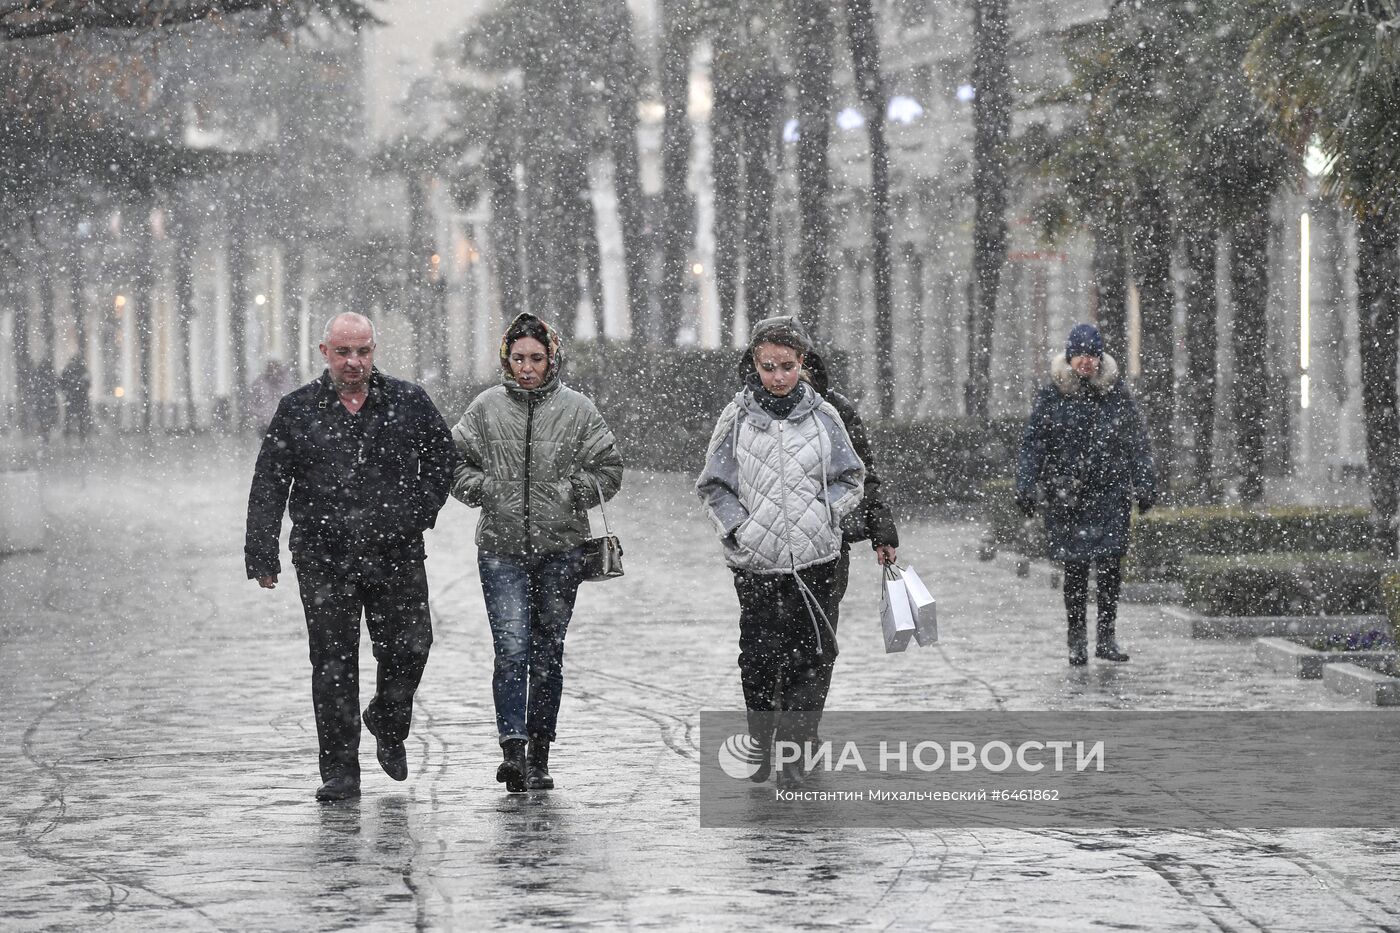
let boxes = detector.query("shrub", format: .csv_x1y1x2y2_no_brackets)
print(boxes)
1129,506,1372,581
1181,552,1390,617
1382,572,1400,647
872,416,1021,505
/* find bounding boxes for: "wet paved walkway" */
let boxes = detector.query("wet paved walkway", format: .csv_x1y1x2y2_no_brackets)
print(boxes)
3,436,1398,931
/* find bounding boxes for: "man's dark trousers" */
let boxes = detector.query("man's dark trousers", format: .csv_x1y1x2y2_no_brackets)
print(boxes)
295,561,433,782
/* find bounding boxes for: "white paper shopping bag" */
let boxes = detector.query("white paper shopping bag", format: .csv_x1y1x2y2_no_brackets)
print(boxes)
900,565,938,646
881,571,916,653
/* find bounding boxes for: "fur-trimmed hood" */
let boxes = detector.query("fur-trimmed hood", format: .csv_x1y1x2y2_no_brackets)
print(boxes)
1050,352,1120,397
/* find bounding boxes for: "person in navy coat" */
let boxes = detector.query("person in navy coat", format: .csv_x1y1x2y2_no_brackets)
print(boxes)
1016,323,1156,665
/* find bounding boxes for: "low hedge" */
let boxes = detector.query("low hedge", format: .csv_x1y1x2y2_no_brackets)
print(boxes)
1382,572,1400,646
872,417,1022,506
1181,552,1390,617
1129,505,1372,581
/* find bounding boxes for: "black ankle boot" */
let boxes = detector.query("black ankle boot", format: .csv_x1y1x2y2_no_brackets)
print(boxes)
1095,641,1130,662
1068,616,1088,666
497,739,527,793
1096,620,1129,661
527,739,554,790
745,711,777,784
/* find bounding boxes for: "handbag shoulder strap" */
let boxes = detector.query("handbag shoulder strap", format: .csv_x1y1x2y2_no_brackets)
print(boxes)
591,476,613,535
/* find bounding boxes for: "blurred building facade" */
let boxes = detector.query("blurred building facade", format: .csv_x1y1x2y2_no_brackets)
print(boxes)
0,0,1368,504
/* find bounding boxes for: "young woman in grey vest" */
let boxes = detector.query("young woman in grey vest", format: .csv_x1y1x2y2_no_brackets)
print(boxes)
697,318,866,789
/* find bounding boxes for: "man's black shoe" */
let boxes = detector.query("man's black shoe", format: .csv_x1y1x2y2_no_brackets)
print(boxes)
1069,646,1088,666
316,775,360,801
363,709,408,781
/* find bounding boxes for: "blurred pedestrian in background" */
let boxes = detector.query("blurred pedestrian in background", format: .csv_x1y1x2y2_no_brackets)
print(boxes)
59,354,92,441
1016,323,1155,666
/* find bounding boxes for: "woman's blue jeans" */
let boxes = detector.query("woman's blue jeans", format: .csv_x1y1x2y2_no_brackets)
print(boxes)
478,546,585,745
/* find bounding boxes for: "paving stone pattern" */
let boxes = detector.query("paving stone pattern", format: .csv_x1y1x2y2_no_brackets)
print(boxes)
2,437,1397,931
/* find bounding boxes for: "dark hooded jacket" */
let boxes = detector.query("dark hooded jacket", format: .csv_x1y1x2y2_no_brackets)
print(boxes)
245,369,457,579
1015,354,1155,561
801,353,899,549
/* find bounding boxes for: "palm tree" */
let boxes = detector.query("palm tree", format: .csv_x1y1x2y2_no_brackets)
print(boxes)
597,0,653,340
793,0,836,341
657,0,698,345
1248,0,1400,553
965,0,1010,426
454,0,652,338
707,1,784,345
1031,1,1288,498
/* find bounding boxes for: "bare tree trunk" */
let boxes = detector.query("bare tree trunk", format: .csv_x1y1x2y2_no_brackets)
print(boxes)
8,241,33,435
69,233,86,356
657,0,695,345
486,90,525,323
845,0,897,418
39,243,56,372
794,0,835,341
1134,181,1175,488
711,66,743,346
1228,196,1271,504
964,0,1009,425
522,143,559,322
1357,210,1400,557
739,67,780,324
551,150,584,333
1181,217,1218,498
133,202,157,433
1092,204,1128,356
560,146,607,338
227,196,250,431
175,203,198,431
603,0,653,339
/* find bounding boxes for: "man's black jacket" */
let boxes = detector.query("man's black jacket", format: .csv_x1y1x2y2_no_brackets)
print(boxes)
245,369,457,580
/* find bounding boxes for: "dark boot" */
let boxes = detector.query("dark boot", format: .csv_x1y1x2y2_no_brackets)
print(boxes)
315,774,360,801
496,739,527,793
1094,558,1128,661
745,711,777,784
1064,560,1089,666
1068,618,1088,666
527,739,554,790
1095,618,1129,661
1095,639,1130,662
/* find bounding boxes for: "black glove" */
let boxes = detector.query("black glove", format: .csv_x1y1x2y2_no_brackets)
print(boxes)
1015,494,1036,518
1137,496,1155,514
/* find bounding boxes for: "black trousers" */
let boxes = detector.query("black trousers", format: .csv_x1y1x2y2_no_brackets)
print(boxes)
1062,555,1123,649
733,558,841,741
295,562,433,781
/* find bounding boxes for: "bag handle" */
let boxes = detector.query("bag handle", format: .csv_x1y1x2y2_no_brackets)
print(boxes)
589,476,613,536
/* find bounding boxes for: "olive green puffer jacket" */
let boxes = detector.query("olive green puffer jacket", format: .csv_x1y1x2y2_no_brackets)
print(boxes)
450,377,623,557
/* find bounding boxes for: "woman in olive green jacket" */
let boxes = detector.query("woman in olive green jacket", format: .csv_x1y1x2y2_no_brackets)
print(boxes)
451,312,623,792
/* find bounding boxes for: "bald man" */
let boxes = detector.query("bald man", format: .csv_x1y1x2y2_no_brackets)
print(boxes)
246,313,457,801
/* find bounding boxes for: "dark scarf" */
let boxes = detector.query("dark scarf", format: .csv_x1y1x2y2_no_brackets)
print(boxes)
746,371,806,419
